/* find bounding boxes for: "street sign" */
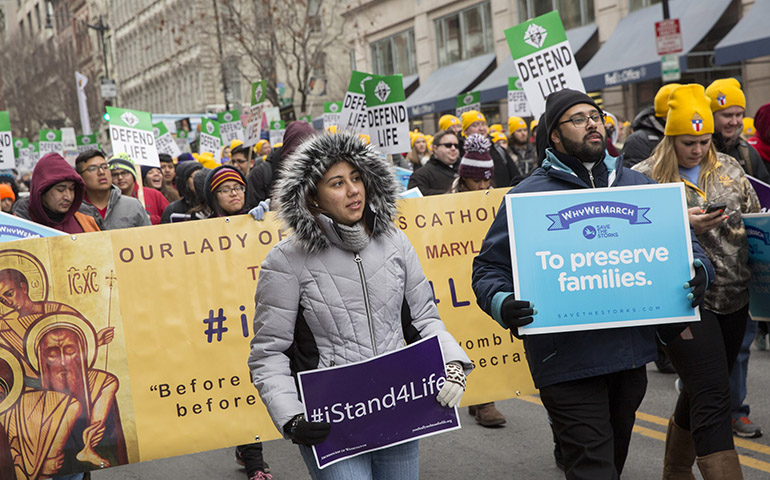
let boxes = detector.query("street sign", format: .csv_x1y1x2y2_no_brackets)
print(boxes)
655,19,683,56
661,54,681,82
101,78,118,98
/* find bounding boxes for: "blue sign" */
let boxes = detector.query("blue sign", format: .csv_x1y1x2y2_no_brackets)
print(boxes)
744,213,770,321
506,183,698,335
297,336,460,469
0,212,65,242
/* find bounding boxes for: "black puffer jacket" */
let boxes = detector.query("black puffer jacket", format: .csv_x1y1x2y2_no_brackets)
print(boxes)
621,106,666,167
161,161,203,223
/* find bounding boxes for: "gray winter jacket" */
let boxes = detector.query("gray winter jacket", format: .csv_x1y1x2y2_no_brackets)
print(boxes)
84,185,151,230
247,131,472,435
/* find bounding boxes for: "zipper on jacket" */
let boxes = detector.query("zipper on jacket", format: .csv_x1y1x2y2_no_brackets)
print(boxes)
354,253,377,356
588,169,596,188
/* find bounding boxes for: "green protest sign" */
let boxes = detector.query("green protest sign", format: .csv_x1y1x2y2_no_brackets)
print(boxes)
504,10,585,118
218,110,244,145
0,111,13,169
199,118,222,162
323,101,343,130
39,129,64,157
507,77,531,117
153,122,182,158
76,134,99,154
245,81,268,147
251,80,268,106
269,120,286,146
106,106,159,166
298,115,312,123
364,74,410,154
455,91,481,116
13,137,29,157
339,71,373,134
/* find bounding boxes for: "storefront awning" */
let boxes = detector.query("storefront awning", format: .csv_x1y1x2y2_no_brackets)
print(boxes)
405,53,497,117
476,23,598,103
714,0,770,65
580,0,731,91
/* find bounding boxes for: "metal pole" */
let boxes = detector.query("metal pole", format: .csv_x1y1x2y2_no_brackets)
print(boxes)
212,0,230,111
662,0,670,19
99,16,109,79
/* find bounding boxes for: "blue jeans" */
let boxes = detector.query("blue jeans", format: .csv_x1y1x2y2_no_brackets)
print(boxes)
299,440,419,480
729,315,756,420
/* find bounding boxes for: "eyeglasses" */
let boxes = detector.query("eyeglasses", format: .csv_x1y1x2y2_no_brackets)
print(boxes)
215,185,246,195
112,170,132,178
559,113,605,128
438,143,459,149
82,164,110,174
231,158,249,165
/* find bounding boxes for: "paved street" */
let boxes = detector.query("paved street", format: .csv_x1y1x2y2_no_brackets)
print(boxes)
94,343,770,479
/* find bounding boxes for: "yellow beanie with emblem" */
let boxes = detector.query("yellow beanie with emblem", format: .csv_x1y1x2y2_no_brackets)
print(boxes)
705,78,745,112
461,110,486,135
743,117,755,137
665,84,714,136
410,131,425,148
530,118,539,131
654,83,682,117
438,114,460,131
508,116,527,134
489,124,503,133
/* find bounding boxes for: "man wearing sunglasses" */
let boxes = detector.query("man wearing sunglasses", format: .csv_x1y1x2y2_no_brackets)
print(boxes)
473,89,713,479
406,129,460,195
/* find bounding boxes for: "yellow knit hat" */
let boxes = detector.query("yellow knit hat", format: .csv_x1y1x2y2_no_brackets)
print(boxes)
489,124,503,133
743,117,755,137
461,110,486,134
198,151,219,169
230,139,244,150
438,114,461,131
508,116,527,134
530,119,539,131
410,131,426,148
605,115,616,127
654,83,682,117
705,78,746,112
665,84,714,136
426,134,434,149
490,132,507,144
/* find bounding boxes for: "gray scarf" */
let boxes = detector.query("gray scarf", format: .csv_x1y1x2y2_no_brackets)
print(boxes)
335,221,370,252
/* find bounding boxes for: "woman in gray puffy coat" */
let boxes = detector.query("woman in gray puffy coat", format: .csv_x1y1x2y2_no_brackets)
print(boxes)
248,131,472,479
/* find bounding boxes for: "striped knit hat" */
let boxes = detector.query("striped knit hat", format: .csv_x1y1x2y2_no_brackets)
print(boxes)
458,134,494,180
209,166,245,192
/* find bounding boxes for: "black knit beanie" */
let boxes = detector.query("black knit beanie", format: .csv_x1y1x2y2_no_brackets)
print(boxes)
545,89,602,139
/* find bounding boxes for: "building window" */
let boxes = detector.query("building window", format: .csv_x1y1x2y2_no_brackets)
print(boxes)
517,0,595,30
629,0,661,12
371,29,416,76
435,2,494,67
35,2,41,31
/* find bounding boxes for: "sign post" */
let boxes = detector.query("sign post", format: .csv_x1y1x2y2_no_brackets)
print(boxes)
656,18,683,82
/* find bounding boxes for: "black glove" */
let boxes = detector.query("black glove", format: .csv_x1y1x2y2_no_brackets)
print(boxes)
683,259,707,308
283,414,331,446
500,296,536,330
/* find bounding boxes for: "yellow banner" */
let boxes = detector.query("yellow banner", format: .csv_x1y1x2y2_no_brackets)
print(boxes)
0,189,535,477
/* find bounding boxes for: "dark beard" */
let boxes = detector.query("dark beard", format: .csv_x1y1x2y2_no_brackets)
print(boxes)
559,128,606,163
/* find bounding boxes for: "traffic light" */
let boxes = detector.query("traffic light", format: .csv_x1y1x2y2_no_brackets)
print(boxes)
103,99,112,122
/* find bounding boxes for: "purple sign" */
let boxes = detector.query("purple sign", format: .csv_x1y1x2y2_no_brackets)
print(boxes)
748,176,770,212
297,335,460,469
546,201,650,231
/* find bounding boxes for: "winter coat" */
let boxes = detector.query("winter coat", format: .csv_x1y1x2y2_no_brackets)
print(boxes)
17,153,100,234
491,143,523,187
407,156,457,196
713,134,770,184
248,132,472,434
161,162,203,223
621,106,665,168
633,152,760,314
84,185,151,230
472,149,714,389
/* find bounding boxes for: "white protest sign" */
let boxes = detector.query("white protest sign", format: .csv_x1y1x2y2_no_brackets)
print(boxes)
365,74,410,155
153,122,182,158
323,102,343,130
244,80,267,147
38,129,64,157
507,77,532,117
106,107,159,167
218,110,244,146
339,71,371,134
0,112,14,169
199,118,222,163
505,11,585,118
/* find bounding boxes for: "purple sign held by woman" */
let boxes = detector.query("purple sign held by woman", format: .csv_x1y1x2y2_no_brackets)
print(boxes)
298,336,460,469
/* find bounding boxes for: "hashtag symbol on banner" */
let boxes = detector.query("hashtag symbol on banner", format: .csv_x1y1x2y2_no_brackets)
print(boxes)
310,408,324,423
203,308,228,343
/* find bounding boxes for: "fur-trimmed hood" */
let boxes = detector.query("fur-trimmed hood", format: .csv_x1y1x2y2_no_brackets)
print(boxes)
274,131,399,253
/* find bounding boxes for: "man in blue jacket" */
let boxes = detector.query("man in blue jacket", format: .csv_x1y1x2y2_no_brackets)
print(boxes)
471,89,714,479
